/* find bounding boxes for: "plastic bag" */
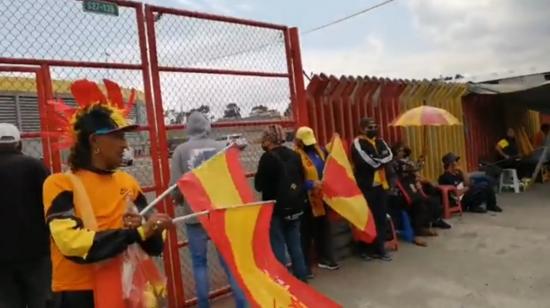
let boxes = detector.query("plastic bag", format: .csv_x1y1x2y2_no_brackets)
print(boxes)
122,202,167,308
122,243,167,308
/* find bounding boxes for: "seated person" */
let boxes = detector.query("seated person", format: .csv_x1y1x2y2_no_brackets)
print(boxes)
388,144,450,246
396,146,451,230
438,153,502,213
495,128,535,178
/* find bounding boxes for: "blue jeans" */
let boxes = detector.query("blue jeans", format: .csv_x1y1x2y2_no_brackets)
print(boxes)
269,215,308,281
186,224,248,308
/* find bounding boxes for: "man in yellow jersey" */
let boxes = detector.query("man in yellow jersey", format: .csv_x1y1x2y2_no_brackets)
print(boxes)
351,117,393,261
495,128,535,179
43,82,172,308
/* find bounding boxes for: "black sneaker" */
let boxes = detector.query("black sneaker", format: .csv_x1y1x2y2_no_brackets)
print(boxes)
374,253,392,262
469,206,487,213
360,253,374,261
433,219,452,229
306,272,315,280
488,205,503,212
317,261,341,270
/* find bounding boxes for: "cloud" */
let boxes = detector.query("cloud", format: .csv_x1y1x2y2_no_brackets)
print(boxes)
303,0,550,80
146,0,253,15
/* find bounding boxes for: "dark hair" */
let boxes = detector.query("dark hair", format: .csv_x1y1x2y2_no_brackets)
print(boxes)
391,142,404,154
403,147,412,158
359,117,375,129
68,133,92,171
68,105,115,170
0,142,20,153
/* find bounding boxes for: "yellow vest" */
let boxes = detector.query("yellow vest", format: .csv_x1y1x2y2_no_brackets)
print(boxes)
295,146,326,217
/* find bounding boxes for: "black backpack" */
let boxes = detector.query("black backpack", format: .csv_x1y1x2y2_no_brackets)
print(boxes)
270,149,307,217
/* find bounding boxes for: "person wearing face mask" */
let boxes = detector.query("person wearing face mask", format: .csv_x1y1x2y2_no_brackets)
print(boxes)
255,124,309,282
294,127,340,278
350,117,393,261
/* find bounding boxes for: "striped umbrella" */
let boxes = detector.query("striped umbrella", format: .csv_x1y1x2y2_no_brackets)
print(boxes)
389,105,460,126
390,105,461,158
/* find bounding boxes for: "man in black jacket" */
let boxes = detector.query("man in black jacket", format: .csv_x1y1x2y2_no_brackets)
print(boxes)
351,117,393,261
255,124,309,281
0,123,51,308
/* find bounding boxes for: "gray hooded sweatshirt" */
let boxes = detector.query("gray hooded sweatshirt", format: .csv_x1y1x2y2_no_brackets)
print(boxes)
170,111,224,224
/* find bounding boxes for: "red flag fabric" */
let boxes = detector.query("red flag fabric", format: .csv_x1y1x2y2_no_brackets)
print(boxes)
322,134,377,243
178,147,341,308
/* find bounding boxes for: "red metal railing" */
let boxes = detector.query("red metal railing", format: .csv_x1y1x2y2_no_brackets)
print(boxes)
144,4,305,305
1,1,306,306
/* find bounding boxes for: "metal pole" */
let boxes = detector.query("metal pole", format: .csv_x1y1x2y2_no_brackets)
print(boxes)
139,184,178,215
171,200,275,224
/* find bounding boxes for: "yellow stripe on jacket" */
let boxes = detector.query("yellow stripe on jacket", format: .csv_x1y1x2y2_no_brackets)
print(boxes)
295,146,327,217
364,137,389,190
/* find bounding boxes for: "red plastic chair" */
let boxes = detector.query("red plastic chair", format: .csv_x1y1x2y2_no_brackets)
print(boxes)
384,214,399,251
438,185,463,219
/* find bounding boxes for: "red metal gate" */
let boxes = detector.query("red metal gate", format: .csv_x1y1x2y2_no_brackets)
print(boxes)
0,1,306,307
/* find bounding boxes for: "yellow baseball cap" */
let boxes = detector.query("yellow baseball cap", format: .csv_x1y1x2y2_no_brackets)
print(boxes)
295,126,317,146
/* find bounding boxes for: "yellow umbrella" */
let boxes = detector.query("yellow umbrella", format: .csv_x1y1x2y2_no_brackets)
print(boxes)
390,105,460,126
390,105,461,156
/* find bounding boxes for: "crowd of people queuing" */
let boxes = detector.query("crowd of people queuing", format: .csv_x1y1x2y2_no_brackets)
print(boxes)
1,106,547,307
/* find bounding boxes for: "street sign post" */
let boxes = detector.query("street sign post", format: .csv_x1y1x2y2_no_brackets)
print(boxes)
82,0,119,17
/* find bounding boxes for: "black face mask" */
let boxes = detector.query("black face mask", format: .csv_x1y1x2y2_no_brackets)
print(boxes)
304,144,316,151
365,129,378,138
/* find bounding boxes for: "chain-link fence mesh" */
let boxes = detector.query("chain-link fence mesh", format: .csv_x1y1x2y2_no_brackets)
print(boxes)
150,7,296,302
0,0,170,298
0,0,142,64
2,0,298,305
0,72,45,159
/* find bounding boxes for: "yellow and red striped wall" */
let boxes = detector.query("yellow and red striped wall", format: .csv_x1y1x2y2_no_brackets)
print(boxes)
304,74,541,180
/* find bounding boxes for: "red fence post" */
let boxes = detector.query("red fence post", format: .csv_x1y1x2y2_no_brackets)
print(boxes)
289,27,309,127
144,6,186,308
35,67,52,171
40,64,62,173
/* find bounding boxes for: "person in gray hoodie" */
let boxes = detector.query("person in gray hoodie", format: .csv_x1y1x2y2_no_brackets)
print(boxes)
170,111,247,308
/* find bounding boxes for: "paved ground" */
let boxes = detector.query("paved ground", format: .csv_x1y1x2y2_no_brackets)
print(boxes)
213,183,550,308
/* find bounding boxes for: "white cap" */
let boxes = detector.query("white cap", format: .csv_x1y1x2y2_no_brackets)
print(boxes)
0,123,21,144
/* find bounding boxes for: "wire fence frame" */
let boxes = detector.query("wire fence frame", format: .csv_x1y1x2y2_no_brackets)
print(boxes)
0,1,307,307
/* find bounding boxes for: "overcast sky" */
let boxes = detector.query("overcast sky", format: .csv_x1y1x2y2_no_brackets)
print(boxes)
2,0,549,118
145,0,550,80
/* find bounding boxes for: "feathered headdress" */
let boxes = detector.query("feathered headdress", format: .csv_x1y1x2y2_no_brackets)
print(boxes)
45,79,137,149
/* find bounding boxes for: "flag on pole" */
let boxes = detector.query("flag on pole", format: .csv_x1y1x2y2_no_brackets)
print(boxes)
178,147,340,308
322,134,377,243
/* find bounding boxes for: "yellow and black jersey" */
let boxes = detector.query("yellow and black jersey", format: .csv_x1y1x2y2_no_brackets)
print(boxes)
43,169,163,292
497,137,519,158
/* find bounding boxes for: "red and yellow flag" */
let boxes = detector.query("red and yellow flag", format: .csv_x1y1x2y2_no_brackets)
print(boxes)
178,147,340,308
322,134,377,243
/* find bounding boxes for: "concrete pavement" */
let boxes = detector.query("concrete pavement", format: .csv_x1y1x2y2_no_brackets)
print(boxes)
213,183,550,308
